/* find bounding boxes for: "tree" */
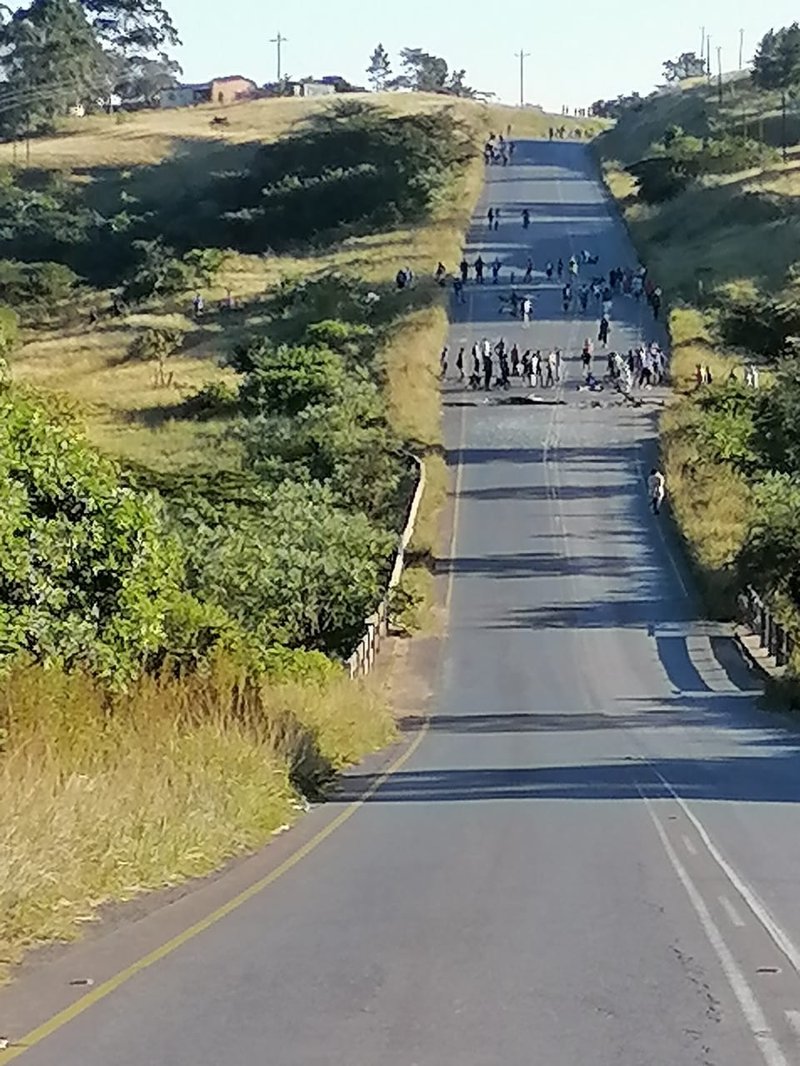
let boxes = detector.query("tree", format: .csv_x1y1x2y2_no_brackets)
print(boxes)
80,0,180,56
366,42,391,92
752,24,800,90
663,51,707,82
392,47,448,92
0,0,109,135
112,52,180,106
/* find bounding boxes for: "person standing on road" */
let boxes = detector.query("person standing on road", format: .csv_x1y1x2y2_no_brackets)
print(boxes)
562,283,573,314
648,468,666,515
460,258,469,283
545,349,557,388
482,351,494,391
470,345,481,389
456,347,465,382
522,296,532,323
487,208,494,229
492,258,502,284
557,258,564,279
524,258,534,283
522,208,530,229
652,286,662,320
554,348,563,382
545,261,554,280
581,338,593,374
475,256,485,284
598,316,610,348
494,208,501,231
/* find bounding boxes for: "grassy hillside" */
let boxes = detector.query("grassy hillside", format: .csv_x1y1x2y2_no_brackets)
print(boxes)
597,75,800,654
10,95,593,470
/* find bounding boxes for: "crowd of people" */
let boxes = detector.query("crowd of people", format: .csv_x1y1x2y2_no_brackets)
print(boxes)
440,339,565,392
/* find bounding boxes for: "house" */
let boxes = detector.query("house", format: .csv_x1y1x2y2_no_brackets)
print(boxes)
299,81,336,98
159,75,257,110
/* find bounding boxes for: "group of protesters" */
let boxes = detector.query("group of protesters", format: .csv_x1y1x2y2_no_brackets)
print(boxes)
441,339,565,392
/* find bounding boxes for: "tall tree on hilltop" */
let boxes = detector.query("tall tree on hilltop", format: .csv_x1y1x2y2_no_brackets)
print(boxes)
752,24,800,90
389,47,477,97
366,43,391,92
0,0,108,134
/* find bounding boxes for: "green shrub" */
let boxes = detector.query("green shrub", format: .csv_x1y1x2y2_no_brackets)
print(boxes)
0,259,78,304
174,480,396,656
0,305,18,356
236,341,351,417
179,380,240,421
0,384,182,682
127,327,184,363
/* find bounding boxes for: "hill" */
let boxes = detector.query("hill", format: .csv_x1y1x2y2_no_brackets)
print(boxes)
9,94,596,470
597,73,800,668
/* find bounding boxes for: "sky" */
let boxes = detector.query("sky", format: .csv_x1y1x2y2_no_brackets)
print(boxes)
166,2,800,112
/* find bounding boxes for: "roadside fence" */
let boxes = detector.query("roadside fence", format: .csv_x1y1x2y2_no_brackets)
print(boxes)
739,586,795,668
346,458,426,679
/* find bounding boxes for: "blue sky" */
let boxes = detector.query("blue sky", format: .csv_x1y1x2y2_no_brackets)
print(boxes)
166,2,800,111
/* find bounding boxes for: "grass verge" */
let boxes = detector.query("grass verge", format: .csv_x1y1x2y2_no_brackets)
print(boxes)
0,658,394,979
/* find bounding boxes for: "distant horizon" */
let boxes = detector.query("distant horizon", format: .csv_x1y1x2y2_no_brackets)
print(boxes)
163,2,799,113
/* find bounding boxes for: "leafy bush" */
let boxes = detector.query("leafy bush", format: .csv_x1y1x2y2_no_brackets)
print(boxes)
0,385,182,681
0,305,18,356
0,258,78,305
628,129,778,203
122,238,198,302
237,341,351,417
739,474,800,603
127,327,184,363
174,480,396,656
178,380,240,421
694,383,761,470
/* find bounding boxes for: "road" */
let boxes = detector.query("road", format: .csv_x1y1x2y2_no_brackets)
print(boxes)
6,140,800,1066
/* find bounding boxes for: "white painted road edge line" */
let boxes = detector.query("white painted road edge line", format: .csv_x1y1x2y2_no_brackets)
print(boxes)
720,895,747,929
652,767,800,980
639,786,789,1066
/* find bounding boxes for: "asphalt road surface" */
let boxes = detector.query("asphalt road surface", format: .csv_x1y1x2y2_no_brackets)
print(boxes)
8,140,800,1066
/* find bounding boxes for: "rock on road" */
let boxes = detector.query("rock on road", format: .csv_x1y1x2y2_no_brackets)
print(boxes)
8,140,800,1066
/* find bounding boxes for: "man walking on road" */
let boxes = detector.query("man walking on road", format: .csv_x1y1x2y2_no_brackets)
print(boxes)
648,468,666,515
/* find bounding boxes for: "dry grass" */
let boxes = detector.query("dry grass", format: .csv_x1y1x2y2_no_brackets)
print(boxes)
0,658,394,977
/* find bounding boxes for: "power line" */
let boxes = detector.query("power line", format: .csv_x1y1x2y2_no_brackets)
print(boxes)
514,49,531,108
270,31,287,83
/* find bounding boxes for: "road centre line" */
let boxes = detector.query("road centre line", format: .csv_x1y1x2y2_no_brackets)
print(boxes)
683,834,698,856
720,895,747,929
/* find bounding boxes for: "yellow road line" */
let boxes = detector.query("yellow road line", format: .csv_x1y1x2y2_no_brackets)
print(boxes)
1,394,470,1066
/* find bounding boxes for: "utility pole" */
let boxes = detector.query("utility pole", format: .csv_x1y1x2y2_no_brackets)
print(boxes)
717,46,723,105
782,89,788,163
739,28,745,70
515,49,530,108
700,26,705,63
270,32,287,83
706,35,712,82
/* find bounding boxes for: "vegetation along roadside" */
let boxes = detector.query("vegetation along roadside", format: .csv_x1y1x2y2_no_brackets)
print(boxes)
595,22,800,690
